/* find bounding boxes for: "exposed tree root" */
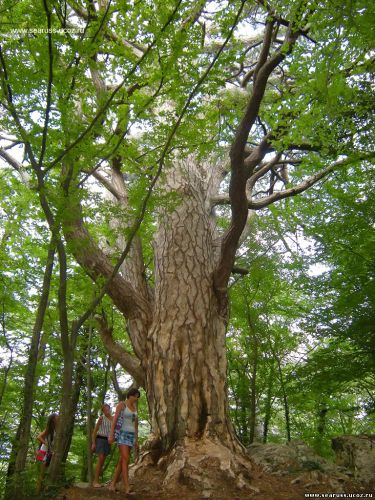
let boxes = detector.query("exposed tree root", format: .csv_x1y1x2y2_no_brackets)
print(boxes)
132,437,255,498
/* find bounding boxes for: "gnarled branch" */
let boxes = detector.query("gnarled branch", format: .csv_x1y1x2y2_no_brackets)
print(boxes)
95,314,145,387
213,19,301,313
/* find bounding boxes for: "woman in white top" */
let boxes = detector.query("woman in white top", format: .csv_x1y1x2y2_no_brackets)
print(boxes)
91,403,113,488
108,388,140,493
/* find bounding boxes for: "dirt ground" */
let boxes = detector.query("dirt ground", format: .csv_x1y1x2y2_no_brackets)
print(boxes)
57,462,375,500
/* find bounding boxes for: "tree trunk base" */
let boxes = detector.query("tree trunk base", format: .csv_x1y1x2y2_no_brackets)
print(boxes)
132,437,254,498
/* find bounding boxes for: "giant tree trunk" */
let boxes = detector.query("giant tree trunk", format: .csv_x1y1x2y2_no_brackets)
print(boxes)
124,161,256,493
143,162,233,450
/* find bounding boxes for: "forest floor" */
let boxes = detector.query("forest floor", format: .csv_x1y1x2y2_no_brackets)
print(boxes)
57,462,375,500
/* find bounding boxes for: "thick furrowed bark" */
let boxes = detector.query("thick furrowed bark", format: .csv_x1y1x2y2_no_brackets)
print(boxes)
143,160,235,451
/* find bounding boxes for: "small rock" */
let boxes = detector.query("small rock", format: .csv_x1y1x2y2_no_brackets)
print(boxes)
75,482,89,489
304,482,320,488
157,456,168,468
291,476,302,484
236,474,246,490
248,485,260,494
202,490,212,498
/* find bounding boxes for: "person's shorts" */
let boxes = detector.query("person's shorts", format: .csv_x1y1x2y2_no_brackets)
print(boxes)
117,430,135,447
95,436,111,455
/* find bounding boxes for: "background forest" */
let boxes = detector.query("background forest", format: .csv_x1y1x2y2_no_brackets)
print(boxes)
0,0,374,497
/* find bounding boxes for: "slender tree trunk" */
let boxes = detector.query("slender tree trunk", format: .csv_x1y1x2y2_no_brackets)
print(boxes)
248,328,258,444
48,352,74,484
0,310,13,408
228,365,248,445
99,355,111,405
276,357,291,442
48,240,77,484
86,323,93,486
62,357,85,464
315,403,328,454
4,243,55,499
239,373,251,446
263,362,275,443
13,242,55,473
4,426,21,495
248,352,258,444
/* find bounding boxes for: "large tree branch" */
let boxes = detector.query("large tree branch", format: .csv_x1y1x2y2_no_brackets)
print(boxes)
252,19,275,83
212,138,272,309
90,169,123,199
109,159,151,304
95,314,145,387
213,20,301,313
0,149,31,185
256,0,316,43
230,26,299,167
247,152,282,192
87,41,152,305
63,198,151,356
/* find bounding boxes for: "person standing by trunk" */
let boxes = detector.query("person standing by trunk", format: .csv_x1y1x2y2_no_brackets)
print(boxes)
36,413,58,494
108,388,140,493
91,403,113,488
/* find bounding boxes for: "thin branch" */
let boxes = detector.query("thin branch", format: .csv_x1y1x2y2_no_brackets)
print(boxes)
248,152,282,192
91,0,113,44
0,141,22,151
252,19,275,83
90,170,122,199
213,154,375,211
68,0,146,56
249,154,375,209
39,0,54,167
0,46,38,168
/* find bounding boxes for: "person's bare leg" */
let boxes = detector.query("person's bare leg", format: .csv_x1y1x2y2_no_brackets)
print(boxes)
119,445,130,493
93,453,105,486
108,459,121,491
36,463,46,494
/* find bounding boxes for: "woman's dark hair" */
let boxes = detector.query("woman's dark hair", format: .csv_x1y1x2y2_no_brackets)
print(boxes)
46,413,58,439
126,388,140,399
